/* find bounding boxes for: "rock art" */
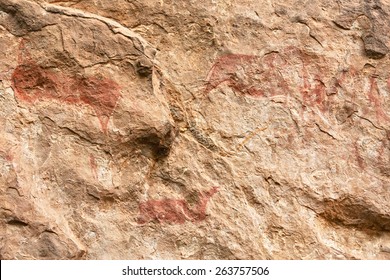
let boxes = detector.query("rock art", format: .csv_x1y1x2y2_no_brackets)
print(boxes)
1,0,390,260
12,40,121,132
137,187,219,225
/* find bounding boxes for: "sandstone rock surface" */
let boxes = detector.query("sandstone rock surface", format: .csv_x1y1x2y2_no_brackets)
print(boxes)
1,0,390,259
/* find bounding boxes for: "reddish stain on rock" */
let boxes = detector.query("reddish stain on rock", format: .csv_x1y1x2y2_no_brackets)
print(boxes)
89,154,98,180
368,77,390,122
137,186,219,225
353,136,390,174
0,149,13,162
11,40,121,132
300,63,327,112
258,52,291,98
377,138,390,177
336,69,390,125
353,141,366,170
204,54,264,97
204,50,330,111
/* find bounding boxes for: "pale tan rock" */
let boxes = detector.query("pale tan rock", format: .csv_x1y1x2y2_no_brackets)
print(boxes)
0,0,390,260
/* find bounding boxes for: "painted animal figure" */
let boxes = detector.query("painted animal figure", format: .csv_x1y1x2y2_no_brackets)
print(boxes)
137,186,219,225
11,40,121,132
204,50,329,111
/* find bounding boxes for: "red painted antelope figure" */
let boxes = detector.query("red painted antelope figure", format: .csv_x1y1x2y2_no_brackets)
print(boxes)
137,187,219,225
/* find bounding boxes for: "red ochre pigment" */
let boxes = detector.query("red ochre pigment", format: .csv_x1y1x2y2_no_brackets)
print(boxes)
204,54,264,97
137,187,219,225
354,137,390,172
205,52,390,123
368,77,390,122
11,41,121,132
89,154,98,180
205,52,327,108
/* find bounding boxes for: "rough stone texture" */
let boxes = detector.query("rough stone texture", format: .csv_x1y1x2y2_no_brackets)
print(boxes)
1,0,390,260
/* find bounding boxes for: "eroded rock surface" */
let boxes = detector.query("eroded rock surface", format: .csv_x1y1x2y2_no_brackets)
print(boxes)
1,0,390,259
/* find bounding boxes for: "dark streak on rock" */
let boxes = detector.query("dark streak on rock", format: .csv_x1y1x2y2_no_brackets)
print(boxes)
6,219,29,227
362,33,388,59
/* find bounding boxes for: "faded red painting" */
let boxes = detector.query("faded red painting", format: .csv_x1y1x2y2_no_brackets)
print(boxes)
205,49,390,125
137,186,219,225
204,52,296,98
354,136,390,175
367,77,390,122
0,149,13,162
11,40,121,132
300,66,327,112
89,154,98,180
204,50,330,112
335,68,390,123
204,54,264,97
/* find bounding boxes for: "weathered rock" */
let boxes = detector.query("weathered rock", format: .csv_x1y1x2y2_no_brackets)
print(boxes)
0,0,390,260
362,33,389,59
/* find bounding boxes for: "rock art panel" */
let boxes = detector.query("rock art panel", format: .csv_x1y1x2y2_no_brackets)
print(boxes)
354,134,390,175
205,49,390,125
367,77,390,122
137,187,219,224
2,0,390,260
89,154,98,180
204,49,331,113
204,54,264,97
11,40,121,132
335,67,390,125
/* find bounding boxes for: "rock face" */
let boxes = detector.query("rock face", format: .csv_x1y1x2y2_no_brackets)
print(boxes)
0,0,390,260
